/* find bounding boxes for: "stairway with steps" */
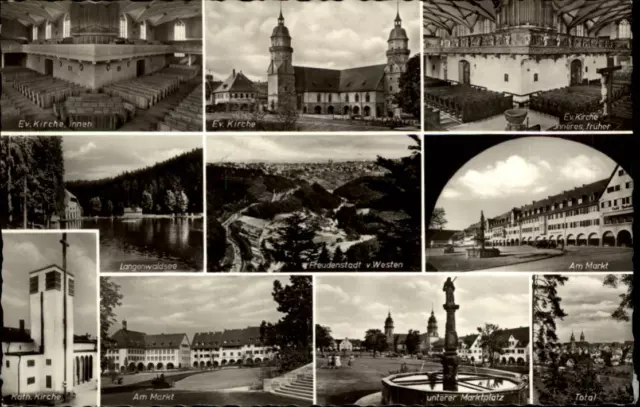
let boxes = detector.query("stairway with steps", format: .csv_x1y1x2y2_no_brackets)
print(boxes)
119,79,201,131
271,371,313,401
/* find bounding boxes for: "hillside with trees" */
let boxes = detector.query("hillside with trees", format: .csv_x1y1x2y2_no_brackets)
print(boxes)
66,149,203,216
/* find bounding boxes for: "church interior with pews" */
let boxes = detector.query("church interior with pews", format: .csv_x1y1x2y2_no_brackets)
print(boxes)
0,0,203,132
423,0,633,131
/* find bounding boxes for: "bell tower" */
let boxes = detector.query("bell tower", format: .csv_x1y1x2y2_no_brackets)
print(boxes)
384,1,410,114
384,311,394,343
267,5,295,112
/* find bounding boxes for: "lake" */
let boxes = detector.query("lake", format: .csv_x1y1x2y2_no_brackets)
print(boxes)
74,218,204,272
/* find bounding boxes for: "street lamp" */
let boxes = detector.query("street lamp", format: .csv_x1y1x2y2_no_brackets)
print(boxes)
62,381,67,402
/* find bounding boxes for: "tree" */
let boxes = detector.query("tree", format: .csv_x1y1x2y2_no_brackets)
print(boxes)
106,200,114,216
317,243,331,264
603,274,632,321
373,135,421,270
100,277,123,374
315,324,333,352
364,329,389,357
260,276,312,373
270,212,319,271
429,207,447,230
476,323,507,367
90,196,102,216
533,275,569,364
332,245,345,263
141,191,153,213
404,330,421,355
164,190,176,213
394,54,420,118
175,190,189,214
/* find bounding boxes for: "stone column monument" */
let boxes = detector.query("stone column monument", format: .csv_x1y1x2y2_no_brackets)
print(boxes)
442,277,460,391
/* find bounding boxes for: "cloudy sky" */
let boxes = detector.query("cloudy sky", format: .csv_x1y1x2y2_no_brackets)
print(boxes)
550,274,632,343
435,137,620,230
104,275,294,340
207,135,416,163
205,0,420,81
2,232,98,336
316,275,529,340
62,136,202,181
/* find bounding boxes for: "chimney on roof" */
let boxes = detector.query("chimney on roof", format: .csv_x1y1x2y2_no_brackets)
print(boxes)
122,320,127,330
19,319,25,332
233,69,236,77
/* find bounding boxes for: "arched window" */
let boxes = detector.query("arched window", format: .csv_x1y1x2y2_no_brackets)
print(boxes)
483,19,491,34
120,15,128,39
45,22,52,39
174,20,186,41
140,21,146,40
365,93,370,102
63,15,71,38
32,25,38,41
576,24,584,37
619,20,631,39
316,94,321,102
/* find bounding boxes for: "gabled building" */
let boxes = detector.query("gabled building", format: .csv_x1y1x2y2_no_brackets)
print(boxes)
105,321,190,372
190,326,276,368
212,69,257,110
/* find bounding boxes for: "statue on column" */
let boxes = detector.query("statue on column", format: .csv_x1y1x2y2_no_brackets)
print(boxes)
444,277,455,305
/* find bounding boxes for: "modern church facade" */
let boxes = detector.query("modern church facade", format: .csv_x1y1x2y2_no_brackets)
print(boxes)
1,265,98,398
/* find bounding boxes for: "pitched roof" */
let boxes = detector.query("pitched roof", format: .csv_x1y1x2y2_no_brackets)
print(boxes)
338,64,386,92
497,327,530,347
1,327,33,343
74,334,97,344
221,326,262,347
110,328,147,349
214,71,255,93
145,333,187,349
193,326,264,348
293,64,386,93
461,334,479,348
192,331,224,349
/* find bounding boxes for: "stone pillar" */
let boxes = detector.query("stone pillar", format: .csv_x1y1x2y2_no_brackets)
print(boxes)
442,277,460,391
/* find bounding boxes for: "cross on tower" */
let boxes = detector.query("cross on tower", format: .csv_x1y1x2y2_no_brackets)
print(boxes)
596,57,622,117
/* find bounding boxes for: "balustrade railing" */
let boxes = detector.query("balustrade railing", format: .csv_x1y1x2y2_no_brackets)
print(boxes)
1,42,203,64
424,32,632,55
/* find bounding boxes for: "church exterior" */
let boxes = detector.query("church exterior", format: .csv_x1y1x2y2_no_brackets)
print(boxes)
384,310,440,354
267,8,410,118
1,265,98,399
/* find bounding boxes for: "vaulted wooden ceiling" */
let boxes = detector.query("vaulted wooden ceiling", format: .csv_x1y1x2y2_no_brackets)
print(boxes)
0,0,201,27
423,0,632,35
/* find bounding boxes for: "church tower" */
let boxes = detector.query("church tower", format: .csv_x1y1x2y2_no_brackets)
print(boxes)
267,7,295,112
384,311,394,343
580,331,585,342
570,331,576,353
384,2,410,114
29,264,75,393
427,304,438,338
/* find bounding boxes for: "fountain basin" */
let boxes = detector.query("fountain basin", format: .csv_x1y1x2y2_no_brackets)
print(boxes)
381,366,528,405
504,108,528,125
465,247,500,258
